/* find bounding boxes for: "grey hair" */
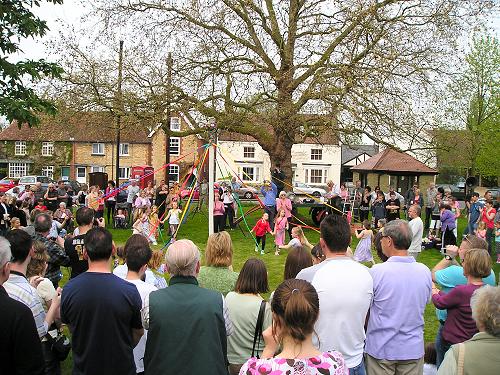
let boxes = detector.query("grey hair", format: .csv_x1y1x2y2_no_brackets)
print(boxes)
0,236,12,268
383,219,412,250
411,204,421,216
59,202,66,208
165,239,200,277
471,286,500,338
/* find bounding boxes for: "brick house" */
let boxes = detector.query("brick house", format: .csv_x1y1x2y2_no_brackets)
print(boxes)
0,111,201,184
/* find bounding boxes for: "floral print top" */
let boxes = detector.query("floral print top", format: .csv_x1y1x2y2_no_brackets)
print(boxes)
239,351,347,375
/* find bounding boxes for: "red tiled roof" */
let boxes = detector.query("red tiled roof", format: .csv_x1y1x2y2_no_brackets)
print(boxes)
0,112,152,143
350,148,437,174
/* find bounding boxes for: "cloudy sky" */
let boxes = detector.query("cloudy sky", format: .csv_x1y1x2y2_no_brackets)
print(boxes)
18,0,500,61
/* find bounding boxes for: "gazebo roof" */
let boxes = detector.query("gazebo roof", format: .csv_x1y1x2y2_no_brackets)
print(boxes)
350,148,438,175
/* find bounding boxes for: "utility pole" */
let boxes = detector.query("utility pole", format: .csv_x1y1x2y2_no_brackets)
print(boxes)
165,52,173,184
115,40,124,184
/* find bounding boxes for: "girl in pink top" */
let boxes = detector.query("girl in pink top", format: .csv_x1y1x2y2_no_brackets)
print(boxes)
213,193,225,233
276,191,293,239
273,209,289,256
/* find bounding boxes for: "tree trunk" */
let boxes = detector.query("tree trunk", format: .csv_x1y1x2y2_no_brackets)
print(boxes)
264,136,294,190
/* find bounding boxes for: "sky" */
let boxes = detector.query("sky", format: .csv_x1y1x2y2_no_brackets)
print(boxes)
10,0,500,152
18,1,500,63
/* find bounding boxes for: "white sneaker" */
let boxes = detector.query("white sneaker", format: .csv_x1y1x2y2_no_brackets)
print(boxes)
260,250,265,255
254,246,259,252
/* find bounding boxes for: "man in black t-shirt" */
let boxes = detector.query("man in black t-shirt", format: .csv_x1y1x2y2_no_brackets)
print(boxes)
64,207,104,279
61,227,143,375
385,192,401,222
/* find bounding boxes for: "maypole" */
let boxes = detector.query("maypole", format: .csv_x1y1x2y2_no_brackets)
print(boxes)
208,123,217,236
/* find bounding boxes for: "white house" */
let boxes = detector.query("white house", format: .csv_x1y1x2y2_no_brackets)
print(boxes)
217,132,341,187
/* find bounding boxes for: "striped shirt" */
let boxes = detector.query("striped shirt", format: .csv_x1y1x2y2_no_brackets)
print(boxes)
4,272,47,338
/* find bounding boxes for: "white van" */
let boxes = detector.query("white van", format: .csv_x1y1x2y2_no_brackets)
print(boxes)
18,175,52,186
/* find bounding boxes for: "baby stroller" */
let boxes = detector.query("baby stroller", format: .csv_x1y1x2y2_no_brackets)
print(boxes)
113,202,129,229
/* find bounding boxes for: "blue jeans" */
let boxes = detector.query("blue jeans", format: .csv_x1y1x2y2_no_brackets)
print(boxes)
435,323,453,369
349,358,366,375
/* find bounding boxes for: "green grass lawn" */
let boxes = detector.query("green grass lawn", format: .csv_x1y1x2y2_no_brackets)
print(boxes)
59,206,499,373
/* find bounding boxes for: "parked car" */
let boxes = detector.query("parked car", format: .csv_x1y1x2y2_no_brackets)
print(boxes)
436,184,466,201
59,180,82,193
180,183,257,200
5,185,25,197
292,182,327,198
0,178,18,193
18,175,53,187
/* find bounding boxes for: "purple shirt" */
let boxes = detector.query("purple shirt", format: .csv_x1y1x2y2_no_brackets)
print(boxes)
365,256,432,360
440,209,456,231
431,284,483,344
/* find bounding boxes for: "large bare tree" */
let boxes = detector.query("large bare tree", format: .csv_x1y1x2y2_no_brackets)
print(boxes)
67,0,494,183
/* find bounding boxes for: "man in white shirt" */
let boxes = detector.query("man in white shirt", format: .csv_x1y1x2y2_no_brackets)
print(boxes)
127,180,140,225
124,235,157,374
408,204,424,260
296,214,373,374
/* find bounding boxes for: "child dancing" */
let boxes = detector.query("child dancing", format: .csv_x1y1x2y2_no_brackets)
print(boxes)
251,212,272,255
273,209,289,256
354,220,375,265
162,201,182,238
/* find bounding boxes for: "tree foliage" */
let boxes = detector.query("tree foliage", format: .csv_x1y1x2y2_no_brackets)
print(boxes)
57,0,494,183
0,0,64,126
436,34,500,181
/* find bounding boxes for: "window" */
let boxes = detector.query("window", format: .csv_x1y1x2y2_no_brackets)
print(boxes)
243,146,255,158
41,142,54,156
170,117,181,131
119,143,129,156
8,162,28,178
91,166,104,173
15,141,26,156
41,166,54,179
241,166,260,182
119,167,131,179
169,137,180,155
92,143,105,155
311,149,322,161
305,169,327,184
168,165,179,182
76,167,86,179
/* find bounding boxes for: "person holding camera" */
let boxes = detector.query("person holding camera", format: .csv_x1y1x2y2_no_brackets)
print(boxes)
260,180,278,230
271,165,285,194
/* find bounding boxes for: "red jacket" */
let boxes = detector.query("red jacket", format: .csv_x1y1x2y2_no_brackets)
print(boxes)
252,219,271,237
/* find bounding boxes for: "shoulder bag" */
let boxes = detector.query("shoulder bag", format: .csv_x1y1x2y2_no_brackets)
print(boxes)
251,300,267,358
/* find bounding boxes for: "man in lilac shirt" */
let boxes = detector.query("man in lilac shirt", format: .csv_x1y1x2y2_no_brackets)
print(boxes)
365,219,432,375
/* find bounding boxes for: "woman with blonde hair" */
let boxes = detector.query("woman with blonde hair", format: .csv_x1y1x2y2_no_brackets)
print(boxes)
26,241,62,374
198,231,239,295
279,226,313,251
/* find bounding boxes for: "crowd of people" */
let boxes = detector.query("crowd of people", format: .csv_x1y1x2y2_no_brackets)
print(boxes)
0,200,499,374
0,174,499,375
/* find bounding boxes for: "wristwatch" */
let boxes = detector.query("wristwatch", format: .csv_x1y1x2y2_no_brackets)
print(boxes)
444,255,453,261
